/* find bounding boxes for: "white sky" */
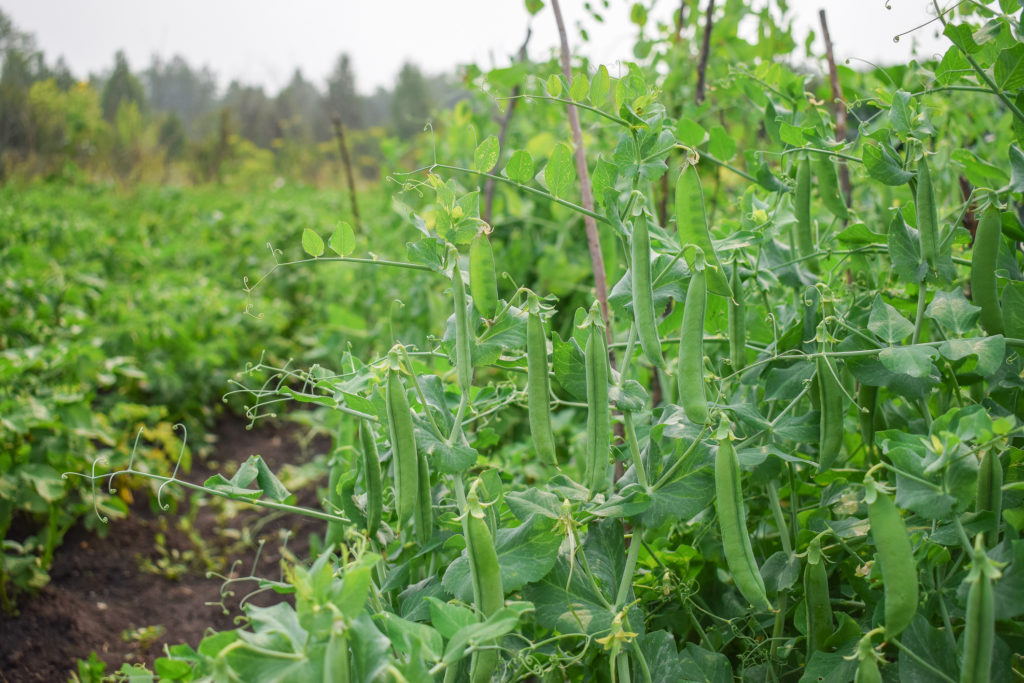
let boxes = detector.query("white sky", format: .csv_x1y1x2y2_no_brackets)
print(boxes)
1,0,949,94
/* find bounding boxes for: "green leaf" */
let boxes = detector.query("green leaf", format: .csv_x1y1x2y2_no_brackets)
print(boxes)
879,345,938,378
546,74,562,97
1003,281,1024,338
442,604,532,665
995,43,1024,90
863,143,914,186
544,142,575,198
679,643,732,683
707,125,737,161
641,462,714,528
376,612,443,662
504,149,535,184
953,149,1009,189
936,45,970,86
887,209,927,283
938,336,1005,377
636,631,686,683
898,615,959,680
473,135,500,173
253,456,294,504
800,648,858,683
943,23,980,54
416,426,478,473
868,295,915,343
329,222,356,256
1009,144,1024,193
675,118,706,147
925,289,980,335
569,72,589,101
590,65,610,106
993,540,1024,619
888,90,913,134
301,228,324,257
552,332,587,401
524,0,544,15
523,553,614,636
425,597,477,640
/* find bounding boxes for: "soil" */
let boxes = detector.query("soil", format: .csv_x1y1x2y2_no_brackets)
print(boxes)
0,417,333,683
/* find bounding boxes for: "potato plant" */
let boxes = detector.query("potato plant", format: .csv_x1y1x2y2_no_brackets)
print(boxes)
73,1,1024,681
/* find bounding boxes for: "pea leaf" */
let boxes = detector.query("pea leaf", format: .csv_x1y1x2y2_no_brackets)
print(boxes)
504,150,535,184
863,142,914,186
544,142,576,198
887,209,927,283
569,72,589,102
301,228,324,257
995,43,1024,90
329,221,355,256
868,295,915,343
879,345,938,378
938,335,1006,377
473,135,500,173
925,289,980,335
590,65,611,105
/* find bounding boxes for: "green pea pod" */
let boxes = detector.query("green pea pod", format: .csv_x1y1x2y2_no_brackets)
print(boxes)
585,304,610,493
812,153,848,222
864,475,917,638
414,452,432,546
464,481,504,683
916,156,939,272
325,449,347,548
386,361,419,526
971,206,1004,335
678,269,708,425
804,536,833,656
728,261,746,371
794,157,815,264
857,384,878,462
715,438,772,611
469,230,499,319
452,259,474,401
960,537,996,683
675,165,731,297
854,634,882,683
816,354,844,474
631,215,665,368
975,449,1002,549
359,422,383,538
526,294,557,465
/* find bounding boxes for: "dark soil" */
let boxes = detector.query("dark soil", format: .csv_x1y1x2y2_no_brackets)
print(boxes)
0,417,333,683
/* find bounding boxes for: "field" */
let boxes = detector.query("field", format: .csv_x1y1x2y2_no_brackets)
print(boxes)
3,2,1024,682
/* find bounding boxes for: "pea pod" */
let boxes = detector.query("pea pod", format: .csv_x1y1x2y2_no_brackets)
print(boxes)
970,206,1004,335
526,293,557,465
804,536,833,656
728,261,746,371
675,164,731,297
325,449,348,548
631,215,665,368
715,437,772,611
816,354,844,474
464,481,504,683
857,384,878,462
864,474,917,638
386,357,419,526
975,449,1002,549
469,229,499,319
794,156,815,263
359,422,383,538
414,452,433,546
916,156,939,272
452,259,474,401
678,268,708,425
585,303,610,493
960,537,996,683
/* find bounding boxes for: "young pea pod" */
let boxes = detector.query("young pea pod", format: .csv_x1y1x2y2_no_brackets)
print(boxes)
804,536,833,656
971,206,1004,335
678,268,708,425
975,449,1002,549
325,449,348,548
631,215,665,368
853,633,883,683
916,156,939,272
728,261,746,371
960,537,997,683
359,422,383,538
794,157,815,263
715,437,772,611
812,152,848,222
585,303,610,493
816,354,844,474
526,293,557,465
386,356,419,526
857,384,878,462
464,480,504,683
675,164,731,297
452,258,474,401
864,475,917,638
469,229,499,319
414,452,433,546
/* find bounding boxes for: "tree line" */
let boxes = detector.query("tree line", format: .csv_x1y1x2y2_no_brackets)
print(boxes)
0,10,465,185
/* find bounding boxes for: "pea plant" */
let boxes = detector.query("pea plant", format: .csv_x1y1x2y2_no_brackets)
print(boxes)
75,2,1024,681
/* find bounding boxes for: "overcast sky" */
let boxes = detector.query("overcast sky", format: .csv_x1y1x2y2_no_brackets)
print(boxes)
2,0,949,94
